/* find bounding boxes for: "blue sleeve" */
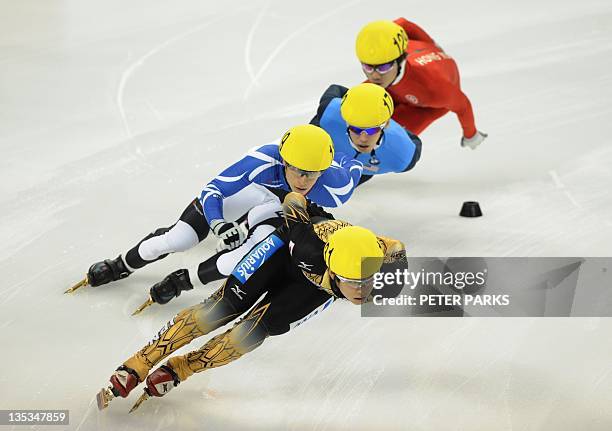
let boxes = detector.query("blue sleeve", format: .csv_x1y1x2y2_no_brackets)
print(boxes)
199,145,278,223
308,153,362,208
380,121,422,174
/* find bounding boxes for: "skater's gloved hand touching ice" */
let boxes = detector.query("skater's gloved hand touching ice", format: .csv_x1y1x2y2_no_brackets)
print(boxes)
210,219,246,250
149,269,193,305
461,130,488,150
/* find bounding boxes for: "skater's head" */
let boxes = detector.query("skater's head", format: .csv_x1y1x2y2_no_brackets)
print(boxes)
324,225,385,304
341,83,393,153
279,124,334,195
356,20,408,88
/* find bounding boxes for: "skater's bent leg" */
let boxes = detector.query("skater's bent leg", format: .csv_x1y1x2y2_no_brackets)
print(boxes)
166,301,271,381
123,282,244,380
124,199,210,270
123,234,287,381
165,274,333,382
246,200,283,228
136,221,199,260
197,223,277,285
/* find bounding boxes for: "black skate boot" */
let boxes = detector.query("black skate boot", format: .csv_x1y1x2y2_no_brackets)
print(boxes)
131,269,193,315
88,255,132,287
65,255,132,293
149,269,193,305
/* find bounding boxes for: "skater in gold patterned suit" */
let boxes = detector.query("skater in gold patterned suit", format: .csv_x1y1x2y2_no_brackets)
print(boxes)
97,192,406,411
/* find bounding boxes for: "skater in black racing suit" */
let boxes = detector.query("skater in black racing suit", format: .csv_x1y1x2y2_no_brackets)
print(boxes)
102,192,406,407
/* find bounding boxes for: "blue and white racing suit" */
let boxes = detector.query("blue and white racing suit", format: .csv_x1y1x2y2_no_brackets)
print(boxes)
122,140,362,270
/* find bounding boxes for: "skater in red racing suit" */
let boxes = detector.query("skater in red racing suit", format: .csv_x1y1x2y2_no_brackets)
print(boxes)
356,18,487,149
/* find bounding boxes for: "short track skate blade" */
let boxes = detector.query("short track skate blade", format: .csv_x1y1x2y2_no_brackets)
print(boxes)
64,276,89,294
96,387,115,410
129,390,150,413
131,298,154,316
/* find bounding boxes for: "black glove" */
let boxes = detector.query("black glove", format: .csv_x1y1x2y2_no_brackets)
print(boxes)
149,269,193,304
306,200,335,220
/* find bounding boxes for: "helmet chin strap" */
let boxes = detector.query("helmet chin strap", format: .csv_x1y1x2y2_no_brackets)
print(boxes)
328,272,346,299
281,164,293,191
390,57,407,87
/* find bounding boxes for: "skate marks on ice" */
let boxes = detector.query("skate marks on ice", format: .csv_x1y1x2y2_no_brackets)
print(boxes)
0,255,74,307
548,170,581,210
78,376,223,431
74,398,97,431
243,1,271,90
115,15,228,139
458,10,612,79
3,1,612,430
241,0,362,101
282,315,385,430
389,143,612,258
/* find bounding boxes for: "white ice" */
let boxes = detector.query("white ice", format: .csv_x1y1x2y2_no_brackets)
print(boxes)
1,0,612,430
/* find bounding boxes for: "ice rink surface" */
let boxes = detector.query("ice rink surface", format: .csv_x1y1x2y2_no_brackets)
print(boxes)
1,0,612,429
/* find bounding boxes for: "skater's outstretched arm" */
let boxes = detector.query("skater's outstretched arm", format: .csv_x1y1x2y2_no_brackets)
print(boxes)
199,144,280,224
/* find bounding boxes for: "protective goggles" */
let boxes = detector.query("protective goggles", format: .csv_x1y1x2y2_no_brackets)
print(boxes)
347,124,385,136
285,163,323,179
334,273,376,289
361,61,395,75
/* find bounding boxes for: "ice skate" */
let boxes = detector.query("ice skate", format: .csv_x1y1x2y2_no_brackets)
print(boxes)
96,385,119,410
65,255,131,294
131,269,193,315
129,365,180,413
96,365,141,410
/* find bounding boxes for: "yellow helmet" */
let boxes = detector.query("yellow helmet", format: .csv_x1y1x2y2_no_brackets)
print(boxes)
324,226,384,280
340,83,394,128
279,124,334,172
356,20,408,65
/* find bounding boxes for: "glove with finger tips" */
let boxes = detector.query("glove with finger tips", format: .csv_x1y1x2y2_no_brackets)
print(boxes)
210,220,247,250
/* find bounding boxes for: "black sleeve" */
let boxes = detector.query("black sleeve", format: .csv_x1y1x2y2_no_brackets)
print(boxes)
274,216,325,275
277,193,329,276
310,84,349,126
357,174,374,186
287,223,327,275
306,199,335,220
402,129,422,172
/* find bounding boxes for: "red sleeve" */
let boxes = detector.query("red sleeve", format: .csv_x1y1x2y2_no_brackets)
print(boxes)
427,79,477,138
393,18,435,44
